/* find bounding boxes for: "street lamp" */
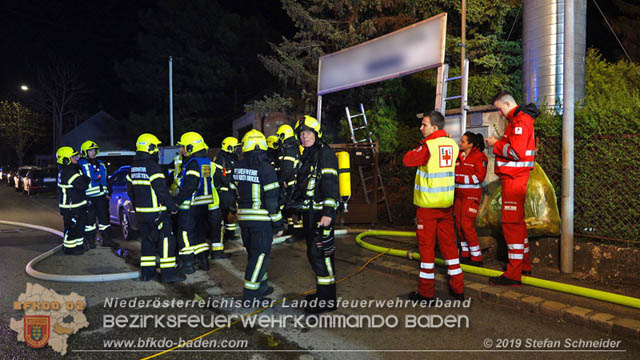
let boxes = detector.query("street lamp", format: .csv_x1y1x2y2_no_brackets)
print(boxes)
20,85,29,91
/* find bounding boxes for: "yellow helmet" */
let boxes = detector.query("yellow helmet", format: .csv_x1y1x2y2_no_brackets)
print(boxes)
80,140,99,157
276,124,295,142
136,133,162,154
266,135,279,150
295,115,322,138
241,129,268,152
221,137,239,153
56,146,78,165
177,131,208,156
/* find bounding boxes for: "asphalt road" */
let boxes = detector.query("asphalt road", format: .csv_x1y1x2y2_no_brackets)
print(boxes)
0,185,638,360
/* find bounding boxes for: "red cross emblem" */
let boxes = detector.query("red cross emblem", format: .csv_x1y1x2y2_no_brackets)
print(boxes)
439,146,453,167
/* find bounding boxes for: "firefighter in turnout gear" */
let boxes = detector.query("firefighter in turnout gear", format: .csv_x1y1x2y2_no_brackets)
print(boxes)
174,132,216,273
57,146,90,255
402,111,464,302
292,116,339,314
275,124,302,235
234,129,283,302
127,133,184,283
266,135,279,169
77,140,117,248
214,136,239,241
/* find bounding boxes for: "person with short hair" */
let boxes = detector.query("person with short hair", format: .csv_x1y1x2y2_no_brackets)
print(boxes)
403,111,464,302
455,132,488,266
486,92,539,286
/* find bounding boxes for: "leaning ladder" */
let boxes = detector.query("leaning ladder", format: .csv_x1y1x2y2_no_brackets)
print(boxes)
435,59,470,136
345,103,393,223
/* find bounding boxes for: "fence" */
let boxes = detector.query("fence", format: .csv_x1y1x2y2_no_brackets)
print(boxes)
536,135,640,246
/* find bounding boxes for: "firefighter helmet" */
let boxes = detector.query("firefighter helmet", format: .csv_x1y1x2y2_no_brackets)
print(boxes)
294,115,322,138
241,129,268,152
221,137,239,153
56,146,78,165
266,135,279,150
136,133,162,154
177,132,208,156
276,124,295,141
80,140,99,157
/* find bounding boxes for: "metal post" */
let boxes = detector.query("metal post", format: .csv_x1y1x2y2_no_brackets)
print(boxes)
169,56,174,146
461,59,469,136
461,0,466,68
317,95,322,126
561,0,574,274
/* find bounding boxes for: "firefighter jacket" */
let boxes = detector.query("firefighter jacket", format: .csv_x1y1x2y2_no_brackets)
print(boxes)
213,150,238,209
493,104,538,179
126,151,177,219
277,137,300,188
77,157,108,197
232,150,283,230
403,130,459,209
175,150,218,209
57,163,90,210
169,153,182,196
295,141,339,220
455,147,488,198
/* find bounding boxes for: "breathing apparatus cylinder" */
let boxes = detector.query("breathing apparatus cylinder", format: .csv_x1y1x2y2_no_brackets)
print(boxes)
336,151,351,212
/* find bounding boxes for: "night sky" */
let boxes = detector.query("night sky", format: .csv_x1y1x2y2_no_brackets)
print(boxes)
0,0,633,163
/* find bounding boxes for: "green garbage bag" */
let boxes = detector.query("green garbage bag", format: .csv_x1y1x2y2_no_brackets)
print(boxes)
477,162,561,237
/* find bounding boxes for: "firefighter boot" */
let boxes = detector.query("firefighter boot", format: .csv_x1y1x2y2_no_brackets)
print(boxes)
195,252,210,271
210,250,231,260
101,228,118,248
178,256,196,274
161,269,187,283
305,284,337,314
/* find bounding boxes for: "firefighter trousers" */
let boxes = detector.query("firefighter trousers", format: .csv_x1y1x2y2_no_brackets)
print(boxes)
302,212,336,301
137,212,178,276
177,206,208,264
500,175,531,281
62,206,88,254
240,222,272,300
208,207,224,254
454,196,482,262
416,207,464,298
84,195,112,246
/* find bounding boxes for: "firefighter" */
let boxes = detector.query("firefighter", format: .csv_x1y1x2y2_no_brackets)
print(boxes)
234,129,283,302
486,92,538,286
275,124,302,236
57,146,90,255
455,132,488,266
207,170,230,260
77,140,117,248
402,110,464,302
169,152,182,196
266,135,279,169
174,132,214,272
292,115,339,314
127,133,184,283
214,137,239,242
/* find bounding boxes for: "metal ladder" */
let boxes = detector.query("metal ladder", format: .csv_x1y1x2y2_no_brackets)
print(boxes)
435,59,470,136
345,104,393,223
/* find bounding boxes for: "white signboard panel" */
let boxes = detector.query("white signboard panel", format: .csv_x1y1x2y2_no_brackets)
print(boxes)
318,13,447,95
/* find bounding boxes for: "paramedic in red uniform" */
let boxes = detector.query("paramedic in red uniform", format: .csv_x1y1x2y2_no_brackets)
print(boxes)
486,92,539,286
403,110,464,302
455,132,488,266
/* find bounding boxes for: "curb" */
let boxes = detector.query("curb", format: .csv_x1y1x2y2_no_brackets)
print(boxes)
349,253,640,341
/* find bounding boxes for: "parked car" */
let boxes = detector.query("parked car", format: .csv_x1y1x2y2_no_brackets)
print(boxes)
24,167,58,196
108,165,138,240
97,150,136,176
14,166,34,192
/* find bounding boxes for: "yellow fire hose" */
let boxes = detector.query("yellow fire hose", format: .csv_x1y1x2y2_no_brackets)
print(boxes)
355,230,640,309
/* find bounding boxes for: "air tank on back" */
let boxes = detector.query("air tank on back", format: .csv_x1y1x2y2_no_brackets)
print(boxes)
522,0,586,112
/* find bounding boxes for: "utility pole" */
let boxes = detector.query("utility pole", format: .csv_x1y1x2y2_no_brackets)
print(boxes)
169,56,174,146
561,0,575,273
461,0,466,68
